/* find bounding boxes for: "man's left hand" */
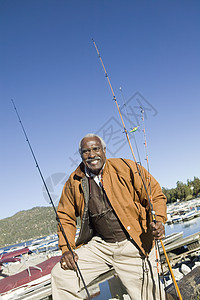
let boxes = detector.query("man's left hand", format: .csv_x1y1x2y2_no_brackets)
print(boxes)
150,221,165,240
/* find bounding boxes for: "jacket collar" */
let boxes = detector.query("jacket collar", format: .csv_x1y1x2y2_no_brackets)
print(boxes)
74,162,85,178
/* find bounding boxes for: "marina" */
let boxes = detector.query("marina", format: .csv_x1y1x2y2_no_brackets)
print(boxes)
0,200,200,299
166,198,200,225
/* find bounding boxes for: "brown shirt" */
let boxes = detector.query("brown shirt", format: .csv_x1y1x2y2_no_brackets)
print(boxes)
88,177,128,242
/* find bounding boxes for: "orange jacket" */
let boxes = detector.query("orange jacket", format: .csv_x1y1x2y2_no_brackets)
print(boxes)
57,158,167,255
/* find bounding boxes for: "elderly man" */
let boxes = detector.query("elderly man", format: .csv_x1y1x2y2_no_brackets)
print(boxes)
51,133,167,299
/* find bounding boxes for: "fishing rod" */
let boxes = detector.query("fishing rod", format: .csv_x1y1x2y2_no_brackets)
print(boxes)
140,101,181,300
92,39,183,300
119,87,143,166
120,87,164,300
11,99,91,300
119,87,148,200
141,108,151,193
92,39,154,215
140,107,169,300
92,38,155,216
119,87,162,299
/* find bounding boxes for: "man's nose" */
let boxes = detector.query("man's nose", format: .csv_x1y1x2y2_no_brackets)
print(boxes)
88,149,96,157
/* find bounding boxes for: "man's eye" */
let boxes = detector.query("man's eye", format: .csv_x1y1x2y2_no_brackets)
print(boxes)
82,150,89,154
82,147,101,155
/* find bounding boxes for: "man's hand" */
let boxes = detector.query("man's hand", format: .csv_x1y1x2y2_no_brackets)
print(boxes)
60,251,78,271
150,221,165,240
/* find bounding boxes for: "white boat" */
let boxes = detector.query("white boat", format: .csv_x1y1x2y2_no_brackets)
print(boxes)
182,210,200,222
171,215,183,223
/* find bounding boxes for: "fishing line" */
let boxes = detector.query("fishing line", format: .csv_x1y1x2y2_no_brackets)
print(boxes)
11,99,91,300
92,39,183,300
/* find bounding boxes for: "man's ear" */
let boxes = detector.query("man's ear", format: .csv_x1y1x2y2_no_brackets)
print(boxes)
103,147,106,154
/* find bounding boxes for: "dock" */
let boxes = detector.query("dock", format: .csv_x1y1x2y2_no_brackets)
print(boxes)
159,231,200,272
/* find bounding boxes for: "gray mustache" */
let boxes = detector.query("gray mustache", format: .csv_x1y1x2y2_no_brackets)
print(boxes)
86,157,101,163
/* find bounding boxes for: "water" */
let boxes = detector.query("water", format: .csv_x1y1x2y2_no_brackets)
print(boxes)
96,281,112,300
165,215,200,238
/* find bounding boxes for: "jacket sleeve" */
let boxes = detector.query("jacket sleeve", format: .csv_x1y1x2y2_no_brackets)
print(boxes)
149,174,167,223
57,179,77,254
128,160,167,223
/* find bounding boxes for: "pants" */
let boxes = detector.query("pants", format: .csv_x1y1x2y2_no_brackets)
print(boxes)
51,236,165,300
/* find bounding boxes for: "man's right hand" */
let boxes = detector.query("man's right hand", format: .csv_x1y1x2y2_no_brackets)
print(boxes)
60,250,79,271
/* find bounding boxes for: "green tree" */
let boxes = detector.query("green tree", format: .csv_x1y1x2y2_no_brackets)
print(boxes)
162,176,200,204
192,177,200,198
175,181,190,201
162,187,177,203
169,188,177,202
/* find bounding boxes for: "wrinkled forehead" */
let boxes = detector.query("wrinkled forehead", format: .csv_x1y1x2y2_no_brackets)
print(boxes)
81,137,102,149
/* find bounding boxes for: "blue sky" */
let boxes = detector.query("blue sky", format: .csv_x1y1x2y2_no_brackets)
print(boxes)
1,0,200,219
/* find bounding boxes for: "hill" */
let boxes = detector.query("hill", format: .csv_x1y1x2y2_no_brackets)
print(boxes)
0,206,58,248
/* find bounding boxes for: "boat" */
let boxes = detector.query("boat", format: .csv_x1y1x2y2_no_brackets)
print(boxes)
0,248,30,260
182,210,200,222
29,239,58,253
166,198,200,224
0,231,81,299
171,215,183,223
0,255,61,299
